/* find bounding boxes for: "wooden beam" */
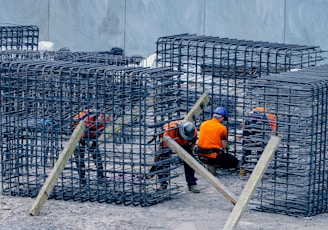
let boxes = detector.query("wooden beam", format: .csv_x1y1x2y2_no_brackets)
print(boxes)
29,120,86,216
163,135,237,205
99,92,210,144
183,92,210,122
223,135,281,230
97,95,154,144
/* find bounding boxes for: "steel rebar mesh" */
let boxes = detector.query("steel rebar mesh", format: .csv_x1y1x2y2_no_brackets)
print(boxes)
0,23,39,51
0,59,184,206
156,33,326,163
0,50,144,67
156,33,328,217
243,64,328,216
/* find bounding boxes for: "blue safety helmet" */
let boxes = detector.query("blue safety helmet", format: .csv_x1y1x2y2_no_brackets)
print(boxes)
214,107,228,121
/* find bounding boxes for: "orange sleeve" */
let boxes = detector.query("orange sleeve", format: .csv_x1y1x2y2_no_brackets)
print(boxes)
268,113,277,131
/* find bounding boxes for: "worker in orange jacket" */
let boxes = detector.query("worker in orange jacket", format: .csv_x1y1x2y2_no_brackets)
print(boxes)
149,120,200,193
72,109,111,185
197,107,239,176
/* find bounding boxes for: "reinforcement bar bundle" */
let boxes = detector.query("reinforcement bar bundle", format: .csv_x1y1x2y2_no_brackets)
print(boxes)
0,24,39,51
156,33,326,163
0,59,184,206
244,64,328,217
0,50,143,67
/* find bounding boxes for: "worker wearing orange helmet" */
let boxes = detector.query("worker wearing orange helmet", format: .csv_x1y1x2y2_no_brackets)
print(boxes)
240,107,277,176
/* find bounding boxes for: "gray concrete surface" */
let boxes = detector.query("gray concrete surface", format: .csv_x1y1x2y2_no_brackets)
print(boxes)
0,0,327,58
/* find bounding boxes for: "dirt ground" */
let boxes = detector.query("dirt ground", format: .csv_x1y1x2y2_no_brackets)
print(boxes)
1,167,328,230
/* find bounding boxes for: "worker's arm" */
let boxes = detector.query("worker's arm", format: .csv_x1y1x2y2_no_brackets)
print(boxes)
222,140,228,149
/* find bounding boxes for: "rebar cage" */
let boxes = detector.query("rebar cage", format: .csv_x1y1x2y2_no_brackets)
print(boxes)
0,23,39,51
1,34,328,215
156,33,326,156
0,52,187,206
156,33,328,217
0,50,143,67
245,65,328,217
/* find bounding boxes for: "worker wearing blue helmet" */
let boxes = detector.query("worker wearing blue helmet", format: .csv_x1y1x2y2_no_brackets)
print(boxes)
197,107,238,176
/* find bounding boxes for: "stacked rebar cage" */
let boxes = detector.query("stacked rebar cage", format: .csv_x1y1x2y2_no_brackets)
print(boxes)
0,50,143,67
0,23,39,51
1,33,328,214
156,33,326,161
245,65,328,216
156,33,328,216
0,51,187,206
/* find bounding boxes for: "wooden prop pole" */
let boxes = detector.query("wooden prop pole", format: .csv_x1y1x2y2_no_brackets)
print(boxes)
163,135,237,205
29,121,86,216
223,135,281,230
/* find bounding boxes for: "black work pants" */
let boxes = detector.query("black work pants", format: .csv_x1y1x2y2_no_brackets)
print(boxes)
199,152,238,169
74,140,104,183
157,147,197,186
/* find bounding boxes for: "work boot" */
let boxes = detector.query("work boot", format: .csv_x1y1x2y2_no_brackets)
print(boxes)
188,185,200,193
207,165,217,177
240,167,247,177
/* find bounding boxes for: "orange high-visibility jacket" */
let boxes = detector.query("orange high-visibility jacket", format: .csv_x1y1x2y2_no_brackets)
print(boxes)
197,118,228,149
160,120,197,147
72,110,110,139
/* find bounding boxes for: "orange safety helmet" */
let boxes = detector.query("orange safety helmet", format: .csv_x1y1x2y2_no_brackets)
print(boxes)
249,107,277,132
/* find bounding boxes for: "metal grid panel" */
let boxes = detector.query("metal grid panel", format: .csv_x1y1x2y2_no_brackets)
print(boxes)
0,24,39,51
0,50,144,67
0,59,184,206
245,65,328,217
156,33,326,163
156,33,328,217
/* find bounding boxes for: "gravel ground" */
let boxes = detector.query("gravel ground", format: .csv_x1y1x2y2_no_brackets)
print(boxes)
1,167,328,230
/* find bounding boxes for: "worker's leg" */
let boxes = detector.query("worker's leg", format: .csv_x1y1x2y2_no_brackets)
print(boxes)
217,152,239,169
89,140,104,179
146,153,162,179
198,156,219,176
183,161,197,186
157,151,170,189
183,161,200,193
74,141,86,185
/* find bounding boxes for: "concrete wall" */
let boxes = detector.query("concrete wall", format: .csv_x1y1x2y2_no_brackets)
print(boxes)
0,0,327,58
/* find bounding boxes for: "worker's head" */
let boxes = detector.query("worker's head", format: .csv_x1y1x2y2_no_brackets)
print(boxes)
178,121,196,140
249,107,267,120
97,113,112,124
213,107,228,122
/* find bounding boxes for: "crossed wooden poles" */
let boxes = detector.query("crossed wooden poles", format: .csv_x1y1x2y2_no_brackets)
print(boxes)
29,92,280,230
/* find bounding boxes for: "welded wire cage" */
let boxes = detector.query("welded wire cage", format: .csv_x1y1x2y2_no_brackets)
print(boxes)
156,33,326,159
0,59,185,206
0,23,39,51
0,50,144,67
244,65,328,217
156,33,328,217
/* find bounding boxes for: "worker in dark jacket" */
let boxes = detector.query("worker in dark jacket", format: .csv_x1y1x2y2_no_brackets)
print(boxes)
240,107,277,176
